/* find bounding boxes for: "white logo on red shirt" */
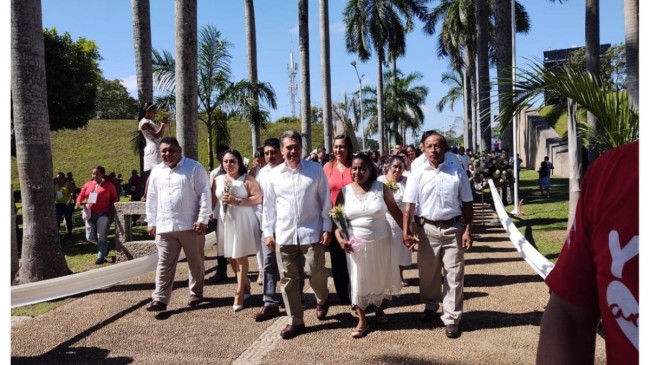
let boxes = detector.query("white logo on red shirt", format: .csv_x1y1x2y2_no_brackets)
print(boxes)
607,230,639,350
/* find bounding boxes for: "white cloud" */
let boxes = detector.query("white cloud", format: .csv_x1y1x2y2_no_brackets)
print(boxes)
331,21,345,34
119,75,138,98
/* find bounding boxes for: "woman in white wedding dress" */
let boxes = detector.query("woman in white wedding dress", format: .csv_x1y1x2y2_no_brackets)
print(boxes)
333,153,411,338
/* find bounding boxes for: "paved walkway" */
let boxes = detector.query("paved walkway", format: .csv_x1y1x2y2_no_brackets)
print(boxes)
11,203,606,364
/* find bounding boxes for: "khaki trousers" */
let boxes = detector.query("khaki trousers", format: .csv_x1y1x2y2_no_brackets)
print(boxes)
416,222,464,325
277,243,329,325
152,230,205,305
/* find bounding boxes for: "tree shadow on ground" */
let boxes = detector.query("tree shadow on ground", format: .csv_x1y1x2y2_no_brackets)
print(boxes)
465,273,543,287
465,256,525,266
469,245,517,254
12,347,133,365
12,298,150,364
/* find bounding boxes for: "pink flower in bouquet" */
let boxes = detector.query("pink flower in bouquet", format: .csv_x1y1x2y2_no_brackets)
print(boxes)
348,236,364,252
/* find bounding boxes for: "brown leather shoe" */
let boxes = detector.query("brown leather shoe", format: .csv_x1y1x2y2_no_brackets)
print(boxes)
254,306,280,322
280,324,305,339
316,303,329,320
445,324,460,338
187,295,203,307
146,300,167,312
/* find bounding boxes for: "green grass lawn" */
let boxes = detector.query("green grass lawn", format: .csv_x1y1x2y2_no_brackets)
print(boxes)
502,169,570,262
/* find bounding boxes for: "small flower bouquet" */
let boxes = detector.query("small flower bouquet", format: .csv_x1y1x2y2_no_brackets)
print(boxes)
222,177,233,214
385,180,399,192
470,152,515,190
329,204,351,241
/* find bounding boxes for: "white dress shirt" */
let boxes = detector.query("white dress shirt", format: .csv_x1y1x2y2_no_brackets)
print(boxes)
209,165,225,218
403,160,473,220
262,159,332,245
146,157,212,234
255,164,274,221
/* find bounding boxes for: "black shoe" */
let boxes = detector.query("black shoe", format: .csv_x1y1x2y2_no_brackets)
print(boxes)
146,300,167,312
316,303,329,320
420,309,436,322
95,258,108,265
254,306,281,322
211,271,228,283
445,324,460,338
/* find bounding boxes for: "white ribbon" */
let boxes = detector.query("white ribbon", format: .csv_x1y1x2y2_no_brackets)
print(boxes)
487,179,555,279
11,232,217,308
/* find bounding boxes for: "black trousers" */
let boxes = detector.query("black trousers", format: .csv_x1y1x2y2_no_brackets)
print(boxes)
329,235,351,304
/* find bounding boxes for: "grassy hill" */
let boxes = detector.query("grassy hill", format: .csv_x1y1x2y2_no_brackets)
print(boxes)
11,119,324,190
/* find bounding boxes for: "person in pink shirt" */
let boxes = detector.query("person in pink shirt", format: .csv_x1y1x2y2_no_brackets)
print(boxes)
323,134,354,305
75,166,119,264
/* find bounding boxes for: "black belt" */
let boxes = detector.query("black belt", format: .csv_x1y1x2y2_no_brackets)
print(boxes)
415,215,461,227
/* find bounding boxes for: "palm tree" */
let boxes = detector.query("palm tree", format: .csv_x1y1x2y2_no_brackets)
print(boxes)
131,0,153,105
475,0,491,152
153,25,277,170
363,70,428,145
245,0,261,153
332,93,361,151
174,0,199,160
585,0,600,163
11,0,71,283
494,0,512,149
320,0,333,153
344,0,419,154
298,0,312,152
498,63,638,226
624,0,638,110
436,70,464,113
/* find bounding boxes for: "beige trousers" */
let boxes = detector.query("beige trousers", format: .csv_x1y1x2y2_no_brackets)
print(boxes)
152,230,205,305
416,222,464,325
276,243,329,325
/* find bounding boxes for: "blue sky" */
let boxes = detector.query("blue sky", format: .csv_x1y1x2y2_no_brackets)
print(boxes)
40,0,625,144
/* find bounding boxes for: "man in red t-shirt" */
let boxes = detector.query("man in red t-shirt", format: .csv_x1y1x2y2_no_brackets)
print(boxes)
537,141,638,365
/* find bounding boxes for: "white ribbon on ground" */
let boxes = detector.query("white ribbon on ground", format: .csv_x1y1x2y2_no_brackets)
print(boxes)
11,232,217,308
487,179,555,279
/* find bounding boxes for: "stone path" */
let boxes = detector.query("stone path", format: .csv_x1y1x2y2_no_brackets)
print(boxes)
11,203,606,364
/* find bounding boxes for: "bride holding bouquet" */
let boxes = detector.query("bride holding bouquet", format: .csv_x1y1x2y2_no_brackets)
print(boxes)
332,153,410,338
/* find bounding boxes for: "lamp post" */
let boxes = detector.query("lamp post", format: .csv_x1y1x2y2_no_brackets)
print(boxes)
510,0,519,215
350,61,365,151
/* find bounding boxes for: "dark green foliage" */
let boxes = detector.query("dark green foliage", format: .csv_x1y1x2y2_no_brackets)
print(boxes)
95,77,139,119
43,28,101,131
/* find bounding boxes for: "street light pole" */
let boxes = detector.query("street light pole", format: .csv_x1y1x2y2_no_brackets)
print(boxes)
351,61,365,151
510,0,520,215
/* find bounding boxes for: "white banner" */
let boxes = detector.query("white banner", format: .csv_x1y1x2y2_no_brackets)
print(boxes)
487,179,555,279
11,232,217,308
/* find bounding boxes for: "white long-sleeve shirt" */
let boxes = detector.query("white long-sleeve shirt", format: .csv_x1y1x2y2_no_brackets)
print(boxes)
146,157,212,234
262,160,332,245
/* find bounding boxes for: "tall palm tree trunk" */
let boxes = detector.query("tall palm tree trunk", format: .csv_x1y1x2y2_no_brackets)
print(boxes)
131,0,153,105
299,0,312,152
494,0,512,150
567,99,583,230
319,0,333,153
463,50,474,149
245,0,261,153
11,188,19,280
12,0,71,283
470,60,479,151
377,56,385,154
476,0,491,152
174,0,199,159
624,0,638,110
585,0,600,163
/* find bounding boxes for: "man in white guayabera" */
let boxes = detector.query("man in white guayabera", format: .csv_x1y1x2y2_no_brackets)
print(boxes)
145,137,212,312
262,131,332,339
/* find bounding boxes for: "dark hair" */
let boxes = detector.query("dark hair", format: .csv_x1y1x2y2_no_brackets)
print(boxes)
94,166,106,176
223,149,248,175
160,136,181,148
280,130,302,147
388,155,406,166
317,146,327,153
405,144,420,157
254,147,265,159
333,134,354,166
138,102,156,120
352,152,378,182
263,137,280,150
420,130,448,149
131,169,138,175
216,144,230,155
